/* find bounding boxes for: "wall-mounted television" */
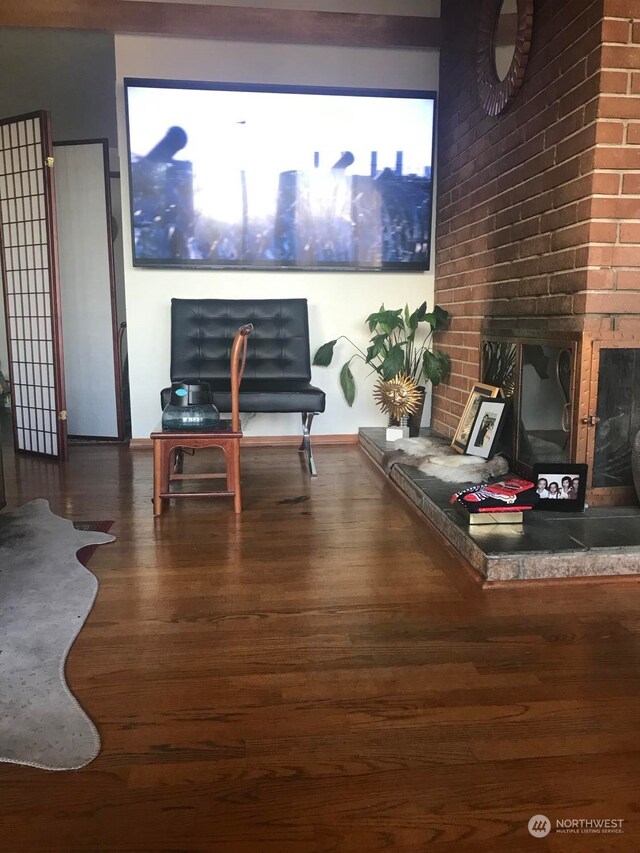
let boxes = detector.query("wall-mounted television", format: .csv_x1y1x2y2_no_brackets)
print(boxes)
124,78,436,272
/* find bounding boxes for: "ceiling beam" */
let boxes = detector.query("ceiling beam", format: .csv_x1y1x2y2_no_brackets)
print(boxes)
0,1,441,49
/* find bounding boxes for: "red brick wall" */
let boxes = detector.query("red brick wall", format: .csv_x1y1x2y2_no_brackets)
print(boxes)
586,0,640,334
432,0,640,437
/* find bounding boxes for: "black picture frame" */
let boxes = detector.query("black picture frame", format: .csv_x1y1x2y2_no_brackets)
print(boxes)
532,464,588,512
464,398,509,459
124,78,437,272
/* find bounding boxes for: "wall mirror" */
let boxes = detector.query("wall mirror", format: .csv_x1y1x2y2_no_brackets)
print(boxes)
477,0,533,116
494,0,519,80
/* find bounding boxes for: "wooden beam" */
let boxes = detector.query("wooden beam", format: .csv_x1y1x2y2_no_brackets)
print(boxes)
0,1,441,49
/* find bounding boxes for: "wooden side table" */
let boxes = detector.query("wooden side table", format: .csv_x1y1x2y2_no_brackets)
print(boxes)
150,422,243,516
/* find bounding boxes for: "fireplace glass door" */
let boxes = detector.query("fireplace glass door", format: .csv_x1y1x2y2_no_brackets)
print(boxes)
592,347,640,489
517,344,573,467
482,333,639,503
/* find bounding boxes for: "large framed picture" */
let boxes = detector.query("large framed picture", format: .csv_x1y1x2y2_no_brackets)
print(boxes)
451,383,501,453
533,464,588,512
465,399,509,459
124,78,437,272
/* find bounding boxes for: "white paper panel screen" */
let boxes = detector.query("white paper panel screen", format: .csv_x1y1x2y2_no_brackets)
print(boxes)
54,142,119,438
0,115,59,456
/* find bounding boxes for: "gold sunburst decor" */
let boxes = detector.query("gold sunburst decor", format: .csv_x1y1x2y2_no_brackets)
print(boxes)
373,374,422,422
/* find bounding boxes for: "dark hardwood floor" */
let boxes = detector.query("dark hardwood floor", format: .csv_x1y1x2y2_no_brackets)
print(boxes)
1,437,640,852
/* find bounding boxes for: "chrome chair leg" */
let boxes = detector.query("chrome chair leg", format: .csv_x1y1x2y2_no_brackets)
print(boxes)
298,412,318,477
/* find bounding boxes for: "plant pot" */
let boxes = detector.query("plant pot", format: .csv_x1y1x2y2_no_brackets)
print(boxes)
387,413,408,436
407,386,426,437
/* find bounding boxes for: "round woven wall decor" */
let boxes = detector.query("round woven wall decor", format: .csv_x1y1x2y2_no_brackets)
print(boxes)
477,0,534,117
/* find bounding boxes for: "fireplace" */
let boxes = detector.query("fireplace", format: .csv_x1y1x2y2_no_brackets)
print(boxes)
432,0,640,513
481,329,640,506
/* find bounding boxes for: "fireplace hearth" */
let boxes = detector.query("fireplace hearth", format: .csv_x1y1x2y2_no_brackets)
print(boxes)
360,428,640,583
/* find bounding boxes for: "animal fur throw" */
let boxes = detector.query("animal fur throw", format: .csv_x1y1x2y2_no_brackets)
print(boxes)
383,435,509,484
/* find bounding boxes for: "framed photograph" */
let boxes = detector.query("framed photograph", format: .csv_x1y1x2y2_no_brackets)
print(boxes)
451,383,501,453
465,399,509,459
532,464,588,512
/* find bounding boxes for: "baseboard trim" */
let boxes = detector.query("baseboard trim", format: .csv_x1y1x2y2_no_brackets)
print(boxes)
130,434,358,449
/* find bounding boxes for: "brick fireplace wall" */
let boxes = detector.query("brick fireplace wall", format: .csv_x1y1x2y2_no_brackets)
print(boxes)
433,0,640,437
591,0,640,331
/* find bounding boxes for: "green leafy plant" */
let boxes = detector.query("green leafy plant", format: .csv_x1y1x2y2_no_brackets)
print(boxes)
313,301,451,406
481,340,517,396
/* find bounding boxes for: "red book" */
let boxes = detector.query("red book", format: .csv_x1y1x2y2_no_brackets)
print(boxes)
450,477,537,512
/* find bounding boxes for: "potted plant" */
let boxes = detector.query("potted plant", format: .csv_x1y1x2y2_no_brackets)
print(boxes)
313,301,450,434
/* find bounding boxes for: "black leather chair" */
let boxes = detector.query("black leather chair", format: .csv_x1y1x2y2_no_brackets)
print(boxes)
161,298,326,475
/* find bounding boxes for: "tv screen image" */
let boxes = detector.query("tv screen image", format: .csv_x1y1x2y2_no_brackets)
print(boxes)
124,79,436,271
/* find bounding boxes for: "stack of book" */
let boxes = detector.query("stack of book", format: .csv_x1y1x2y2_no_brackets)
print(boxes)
450,477,538,525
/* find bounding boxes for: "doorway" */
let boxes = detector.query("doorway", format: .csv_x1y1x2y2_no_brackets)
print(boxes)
54,138,125,441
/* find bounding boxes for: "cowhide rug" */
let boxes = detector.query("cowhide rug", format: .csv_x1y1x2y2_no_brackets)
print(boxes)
0,499,115,771
383,435,509,483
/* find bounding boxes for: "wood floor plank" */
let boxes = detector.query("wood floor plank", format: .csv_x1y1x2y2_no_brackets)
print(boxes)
1,437,640,851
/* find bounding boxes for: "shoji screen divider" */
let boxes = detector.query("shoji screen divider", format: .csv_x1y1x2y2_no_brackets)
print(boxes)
0,111,66,458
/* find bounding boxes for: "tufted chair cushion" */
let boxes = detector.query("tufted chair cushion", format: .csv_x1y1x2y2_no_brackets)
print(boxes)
163,298,326,413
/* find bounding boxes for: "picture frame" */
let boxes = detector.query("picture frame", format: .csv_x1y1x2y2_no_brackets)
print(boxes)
124,78,437,272
465,398,509,459
532,464,588,512
451,383,501,453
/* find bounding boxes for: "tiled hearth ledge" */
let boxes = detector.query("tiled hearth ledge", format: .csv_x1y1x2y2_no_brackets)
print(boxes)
359,428,640,585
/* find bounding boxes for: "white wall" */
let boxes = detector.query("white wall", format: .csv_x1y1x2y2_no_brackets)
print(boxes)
115,34,439,437
0,28,118,147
